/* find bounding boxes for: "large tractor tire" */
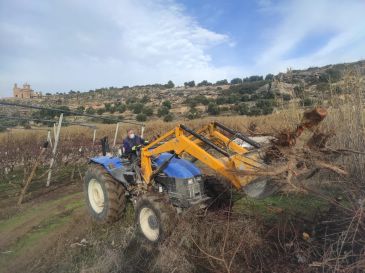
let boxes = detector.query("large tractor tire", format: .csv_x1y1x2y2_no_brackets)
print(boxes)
135,193,177,243
204,175,233,209
84,164,126,223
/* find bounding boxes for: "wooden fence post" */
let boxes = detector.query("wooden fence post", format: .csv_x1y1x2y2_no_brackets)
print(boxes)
113,122,119,147
92,129,96,146
46,114,63,187
18,143,48,205
47,130,53,148
141,125,145,138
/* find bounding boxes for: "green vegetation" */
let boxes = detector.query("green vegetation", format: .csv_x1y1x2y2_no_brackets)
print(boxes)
163,113,174,122
142,107,153,116
207,102,220,115
230,78,243,84
184,80,195,87
162,100,172,109
197,80,212,87
233,193,330,222
157,106,170,117
265,73,274,81
76,106,85,113
215,79,228,85
186,107,201,120
136,113,147,122
85,107,96,114
185,95,210,107
165,80,175,88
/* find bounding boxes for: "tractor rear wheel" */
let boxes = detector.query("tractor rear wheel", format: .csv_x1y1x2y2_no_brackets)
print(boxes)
135,193,177,243
84,164,126,223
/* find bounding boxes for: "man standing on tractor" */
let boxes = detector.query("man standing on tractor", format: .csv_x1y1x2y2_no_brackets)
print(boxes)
122,129,146,161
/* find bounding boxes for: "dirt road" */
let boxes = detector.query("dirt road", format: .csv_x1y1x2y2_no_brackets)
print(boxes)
0,184,89,273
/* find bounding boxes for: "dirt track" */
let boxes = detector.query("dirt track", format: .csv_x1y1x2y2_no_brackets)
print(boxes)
0,184,89,273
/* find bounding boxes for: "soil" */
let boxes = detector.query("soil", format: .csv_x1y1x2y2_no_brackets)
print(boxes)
0,183,89,273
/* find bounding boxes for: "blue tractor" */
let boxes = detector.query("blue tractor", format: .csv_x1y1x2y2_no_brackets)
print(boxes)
84,123,277,242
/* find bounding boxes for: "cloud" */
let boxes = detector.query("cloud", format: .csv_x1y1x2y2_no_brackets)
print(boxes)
0,0,239,96
1,0,364,97
254,0,365,74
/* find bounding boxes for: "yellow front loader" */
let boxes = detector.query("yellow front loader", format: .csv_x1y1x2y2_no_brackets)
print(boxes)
141,122,272,196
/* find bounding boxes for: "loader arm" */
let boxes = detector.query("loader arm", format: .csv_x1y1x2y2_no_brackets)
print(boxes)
141,123,264,189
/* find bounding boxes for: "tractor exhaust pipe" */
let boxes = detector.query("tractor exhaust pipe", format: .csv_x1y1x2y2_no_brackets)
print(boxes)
100,136,110,156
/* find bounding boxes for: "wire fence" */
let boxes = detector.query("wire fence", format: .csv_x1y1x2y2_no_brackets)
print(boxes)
0,131,103,205
0,101,144,205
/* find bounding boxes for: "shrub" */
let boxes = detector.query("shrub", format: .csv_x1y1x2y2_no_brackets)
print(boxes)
216,79,228,85
115,103,126,113
165,80,175,88
197,80,212,87
85,107,96,115
256,100,274,115
265,74,274,81
229,81,268,95
142,107,154,116
237,103,249,115
97,108,105,115
186,107,201,120
104,103,112,112
136,113,147,122
302,97,314,106
76,106,85,113
207,102,220,115
184,81,195,88
216,97,226,105
185,95,209,107
131,103,144,114
126,97,139,105
163,113,174,122
157,106,170,117
248,106,261,116
240,94,250,102
162,100,172,109
230,78,243,84
244,75,264,82
140,95,150,103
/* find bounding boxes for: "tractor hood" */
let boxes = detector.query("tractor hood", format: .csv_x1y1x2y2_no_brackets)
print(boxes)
154,153,201,179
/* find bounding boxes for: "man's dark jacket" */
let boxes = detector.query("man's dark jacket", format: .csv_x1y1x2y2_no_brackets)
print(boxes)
122,135,145,155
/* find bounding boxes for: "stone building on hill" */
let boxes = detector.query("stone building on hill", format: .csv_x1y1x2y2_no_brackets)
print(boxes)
13,83,41,98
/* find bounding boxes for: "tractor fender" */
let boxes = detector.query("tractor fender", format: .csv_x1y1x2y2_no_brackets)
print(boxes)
89,156,130,188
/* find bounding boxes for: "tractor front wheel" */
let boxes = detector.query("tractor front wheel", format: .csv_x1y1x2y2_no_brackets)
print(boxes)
135,193,177,243
204,175,233,209
84,164,126,223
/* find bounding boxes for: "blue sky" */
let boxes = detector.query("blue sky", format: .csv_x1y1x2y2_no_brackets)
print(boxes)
0,0,364,97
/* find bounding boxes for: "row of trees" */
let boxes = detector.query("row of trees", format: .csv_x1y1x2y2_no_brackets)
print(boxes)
184,98,275,120
183,74,274,88
77,99,175,122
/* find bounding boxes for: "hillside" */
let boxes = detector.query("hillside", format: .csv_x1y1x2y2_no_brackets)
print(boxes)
1,60,365,128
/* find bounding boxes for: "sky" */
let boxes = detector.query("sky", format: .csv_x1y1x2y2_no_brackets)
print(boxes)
0,0,364,97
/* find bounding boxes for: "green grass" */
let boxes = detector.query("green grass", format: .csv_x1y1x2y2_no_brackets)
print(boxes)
0,211,73,269
64,198,85,210
233,193,330,222
0,192,81,233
